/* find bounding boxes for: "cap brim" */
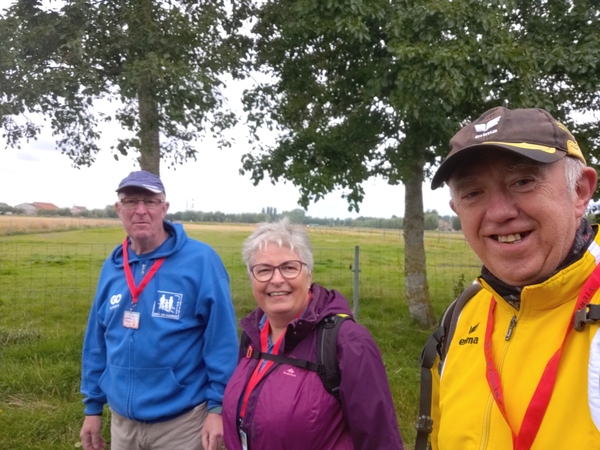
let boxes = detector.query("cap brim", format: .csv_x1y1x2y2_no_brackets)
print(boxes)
116,183,163,194
430,143,566,190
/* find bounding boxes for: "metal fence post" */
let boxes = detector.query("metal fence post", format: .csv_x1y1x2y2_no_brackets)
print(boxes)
352,245,360,318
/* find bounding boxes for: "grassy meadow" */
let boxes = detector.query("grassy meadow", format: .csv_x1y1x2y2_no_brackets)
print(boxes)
0,216,121,235
0,220,481,450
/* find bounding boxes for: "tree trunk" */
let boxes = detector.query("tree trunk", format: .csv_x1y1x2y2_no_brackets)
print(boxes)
137,85,161,175
404,159,436,327
135,0,160,176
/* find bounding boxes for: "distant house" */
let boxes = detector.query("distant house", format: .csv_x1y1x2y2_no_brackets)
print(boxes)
32,202,60,211
71,205,87,215
14,203,37,215
437,219,453,232
14,202,60,215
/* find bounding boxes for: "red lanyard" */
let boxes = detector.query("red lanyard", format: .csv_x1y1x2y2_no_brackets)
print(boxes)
484,262,600,450
122,238,165,304
239,317,285,418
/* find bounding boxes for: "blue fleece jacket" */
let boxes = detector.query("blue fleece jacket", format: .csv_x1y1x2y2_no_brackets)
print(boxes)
81,221,238,422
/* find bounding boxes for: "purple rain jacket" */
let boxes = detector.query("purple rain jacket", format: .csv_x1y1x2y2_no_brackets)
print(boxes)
222,283,404,450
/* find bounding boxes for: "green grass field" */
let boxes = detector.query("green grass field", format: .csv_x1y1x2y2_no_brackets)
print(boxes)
0,223,481,450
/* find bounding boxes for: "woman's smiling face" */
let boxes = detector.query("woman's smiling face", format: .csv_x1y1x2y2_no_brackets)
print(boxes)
250,243,312,325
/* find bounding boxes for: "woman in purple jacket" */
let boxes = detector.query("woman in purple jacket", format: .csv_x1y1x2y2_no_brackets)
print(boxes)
222,219,403,450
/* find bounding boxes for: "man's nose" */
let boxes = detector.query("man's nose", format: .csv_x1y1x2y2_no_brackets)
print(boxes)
133,200,149,212
485,190,518,221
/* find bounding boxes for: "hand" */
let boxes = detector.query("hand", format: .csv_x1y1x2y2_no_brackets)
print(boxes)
80,415,107,450
201,412,226,450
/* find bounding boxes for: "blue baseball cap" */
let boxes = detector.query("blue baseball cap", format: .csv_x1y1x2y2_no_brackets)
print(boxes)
116,170,166,194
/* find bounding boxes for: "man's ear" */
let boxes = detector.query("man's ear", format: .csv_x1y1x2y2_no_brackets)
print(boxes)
575,166,598,217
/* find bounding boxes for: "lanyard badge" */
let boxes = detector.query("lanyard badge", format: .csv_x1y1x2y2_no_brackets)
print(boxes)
121,238,165,329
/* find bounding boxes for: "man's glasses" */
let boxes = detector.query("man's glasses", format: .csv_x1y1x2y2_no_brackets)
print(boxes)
250,260,307,282
119,198,165,210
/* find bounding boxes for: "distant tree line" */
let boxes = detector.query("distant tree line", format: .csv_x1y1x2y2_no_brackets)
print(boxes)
1,202,464,231
166,207,461,231
0,204,119,218
0,203,18,215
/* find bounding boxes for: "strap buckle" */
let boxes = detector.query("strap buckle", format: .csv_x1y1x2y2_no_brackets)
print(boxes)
574,304,600,332
415,415,434,433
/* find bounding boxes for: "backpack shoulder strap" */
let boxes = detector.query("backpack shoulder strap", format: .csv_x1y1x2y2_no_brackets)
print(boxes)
239,314,353,402
239,329,251,361
443,283,482,360
242,329,321,372
415,282,482,450
316,313,353,402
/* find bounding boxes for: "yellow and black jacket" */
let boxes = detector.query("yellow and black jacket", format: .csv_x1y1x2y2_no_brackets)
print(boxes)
431,236,600,449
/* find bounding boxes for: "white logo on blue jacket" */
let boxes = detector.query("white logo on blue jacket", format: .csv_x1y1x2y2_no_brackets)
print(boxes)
109,294,122,309
152,291,183,320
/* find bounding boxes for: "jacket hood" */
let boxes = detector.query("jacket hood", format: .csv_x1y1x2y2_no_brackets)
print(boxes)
109,221,187,268
240,283,353,350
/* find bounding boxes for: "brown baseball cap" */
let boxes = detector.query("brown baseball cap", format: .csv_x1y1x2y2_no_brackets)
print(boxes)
431,106,586,189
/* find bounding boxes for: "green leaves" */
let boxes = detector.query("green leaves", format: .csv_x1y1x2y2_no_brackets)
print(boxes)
242,0,600,205
0,0,253,173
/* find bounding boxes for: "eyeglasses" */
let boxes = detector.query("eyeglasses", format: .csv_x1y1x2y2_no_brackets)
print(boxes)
250,260,307,282
119,198,165,210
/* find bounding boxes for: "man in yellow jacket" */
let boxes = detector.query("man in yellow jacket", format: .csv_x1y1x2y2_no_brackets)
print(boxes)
428,106,600,449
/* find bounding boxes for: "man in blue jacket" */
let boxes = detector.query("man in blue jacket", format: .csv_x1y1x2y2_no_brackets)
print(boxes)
80,170,238,450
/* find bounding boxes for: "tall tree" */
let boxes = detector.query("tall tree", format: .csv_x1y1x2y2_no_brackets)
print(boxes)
0,0,252,174
240,0,600,326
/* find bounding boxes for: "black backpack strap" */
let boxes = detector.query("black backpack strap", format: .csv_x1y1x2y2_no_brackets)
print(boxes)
443,283,482,360
246,349,321,372
316,313,352,402
415,325,445,450
415,283,482,450
239,330,251,361
239,313,352,402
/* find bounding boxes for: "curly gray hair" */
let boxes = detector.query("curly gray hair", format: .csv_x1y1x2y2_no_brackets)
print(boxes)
242,218,314,273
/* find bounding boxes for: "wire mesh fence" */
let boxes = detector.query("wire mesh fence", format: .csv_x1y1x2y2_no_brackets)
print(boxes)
0,236,482,335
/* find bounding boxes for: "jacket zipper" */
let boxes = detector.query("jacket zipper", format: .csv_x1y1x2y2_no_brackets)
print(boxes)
505,316,517,341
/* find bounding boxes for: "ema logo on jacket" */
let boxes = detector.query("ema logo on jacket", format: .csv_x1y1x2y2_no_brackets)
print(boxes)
459,323,480,345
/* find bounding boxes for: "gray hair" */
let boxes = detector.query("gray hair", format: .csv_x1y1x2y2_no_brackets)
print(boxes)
242,218,314,273
564,156,586,199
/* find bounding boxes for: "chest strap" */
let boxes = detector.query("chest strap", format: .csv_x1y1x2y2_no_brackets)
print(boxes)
574,304,600,331
247,350,322,373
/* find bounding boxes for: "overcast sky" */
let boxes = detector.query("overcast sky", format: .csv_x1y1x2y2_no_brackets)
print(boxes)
0,121,454,219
